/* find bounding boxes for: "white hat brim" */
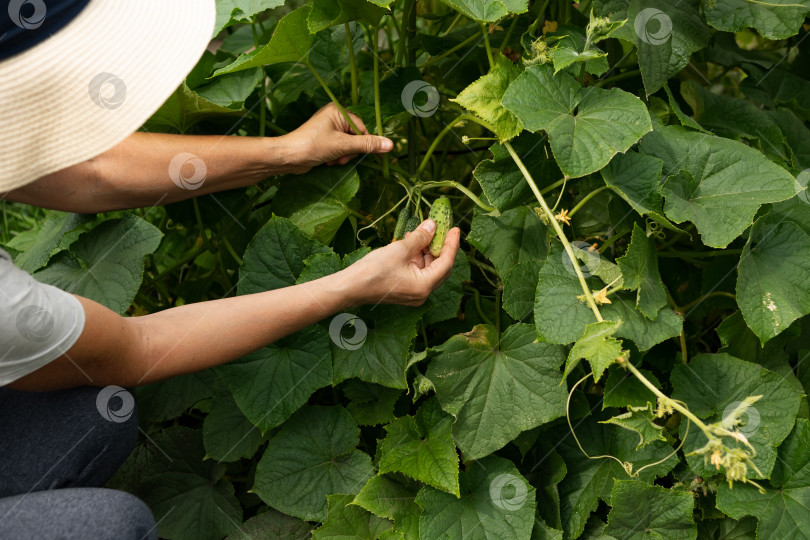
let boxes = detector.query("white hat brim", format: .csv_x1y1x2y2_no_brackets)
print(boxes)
0,0,216,192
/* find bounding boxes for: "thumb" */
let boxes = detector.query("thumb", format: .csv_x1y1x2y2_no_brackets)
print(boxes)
403,220,436,253
342,134,394,154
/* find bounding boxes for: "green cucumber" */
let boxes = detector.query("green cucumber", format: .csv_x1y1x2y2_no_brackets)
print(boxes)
428,196,453,257
404,215,420,234
393,205,412,240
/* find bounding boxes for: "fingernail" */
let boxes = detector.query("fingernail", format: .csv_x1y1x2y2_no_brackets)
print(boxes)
422,219,436,233
380,138,394,151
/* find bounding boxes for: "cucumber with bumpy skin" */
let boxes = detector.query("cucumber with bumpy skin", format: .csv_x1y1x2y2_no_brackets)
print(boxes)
393,205,412,240
404,215,420,234
428,196,453,257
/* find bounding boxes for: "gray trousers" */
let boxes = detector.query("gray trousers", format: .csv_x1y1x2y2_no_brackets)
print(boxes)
0,386,157,539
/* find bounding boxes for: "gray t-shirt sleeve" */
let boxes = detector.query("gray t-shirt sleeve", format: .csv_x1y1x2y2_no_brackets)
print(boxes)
0,249,85,386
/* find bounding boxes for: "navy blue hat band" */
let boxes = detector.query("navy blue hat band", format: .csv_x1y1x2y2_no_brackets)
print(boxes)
1,0,92,61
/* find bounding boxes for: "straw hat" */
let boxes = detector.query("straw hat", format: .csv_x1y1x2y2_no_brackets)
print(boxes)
0,0,216,192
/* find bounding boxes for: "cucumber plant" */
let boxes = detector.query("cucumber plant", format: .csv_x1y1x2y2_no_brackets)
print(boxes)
5,1,810,539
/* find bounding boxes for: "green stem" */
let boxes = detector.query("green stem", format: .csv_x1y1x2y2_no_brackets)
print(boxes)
540,176,567,195
193,198,217,254
623,361,711,433
568,185,610,217
464,285,494,326
467,254,499,278
482,25,496,69
443,12,462,35
305,61,362,135
417,113,472,175
494,287,502,336
372,25,390,178
222,235,243,265
345,23,359,106
499,14,519,50
679,329,688,364
504,142,603,321
419,180,496,212
421,33,481,68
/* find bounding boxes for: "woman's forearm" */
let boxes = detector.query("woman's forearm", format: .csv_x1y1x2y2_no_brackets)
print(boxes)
9,269,360,391
7,132,295,213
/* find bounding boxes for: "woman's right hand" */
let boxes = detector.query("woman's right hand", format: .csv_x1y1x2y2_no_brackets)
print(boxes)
342,219,461,307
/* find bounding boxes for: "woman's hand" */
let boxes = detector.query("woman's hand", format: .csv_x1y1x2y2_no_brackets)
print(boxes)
278,103,394,173
342,219,462,307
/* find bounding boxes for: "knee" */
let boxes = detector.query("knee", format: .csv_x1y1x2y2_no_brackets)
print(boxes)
0,488,157,540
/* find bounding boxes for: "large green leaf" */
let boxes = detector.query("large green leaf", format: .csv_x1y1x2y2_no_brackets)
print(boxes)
224,509,313,540
436,0,529,23
703,0,810,40
353,475,421,540
556,420,678,539
502,63,652,178
35,214,162,314
238,216,331,294
145,81,248,133
680,80,787,161
534,245,681,348
639,125,796,248
272,165,360,244
213,7,314,77
452,55,524,142
564,320,624,382
202,395,263,462
331,304,425,389
415,455,536,539
253,406,374,521
616,223,667,319
716,419,810,540
6,212,92,273
308,0,385,32
670,353,801,479
605,481,696,539
468,206,549,319
213,0,285,36
426,324,567,459
313,494,394,539
737,213,810,344
137,427,242,540
378,400,460,496
770,108,810,169
215,325,332,432
594,0,711,95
